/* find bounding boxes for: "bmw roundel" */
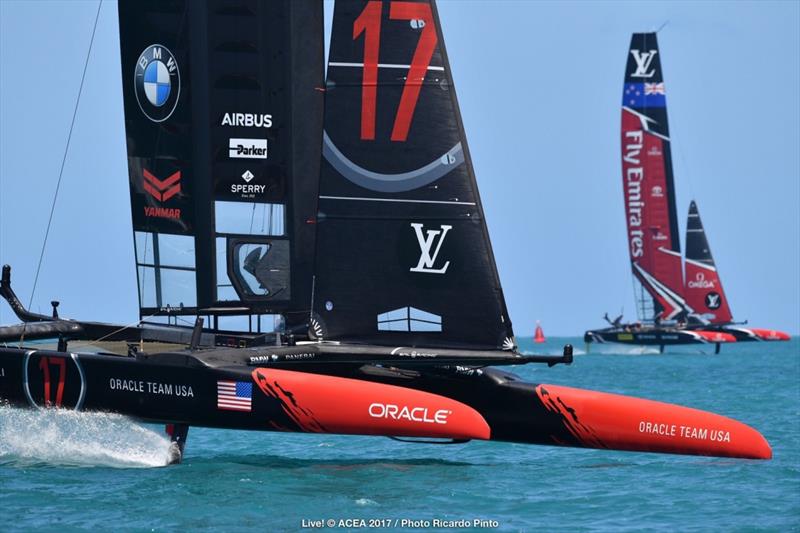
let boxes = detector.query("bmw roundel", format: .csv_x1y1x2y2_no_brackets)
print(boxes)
134,44,180,122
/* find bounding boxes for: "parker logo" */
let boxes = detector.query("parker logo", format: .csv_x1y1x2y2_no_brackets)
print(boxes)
410,223,451,274
688,272,715,289
229,138,268,159
143,169,181,220
630,49,658,78
368,403,451,425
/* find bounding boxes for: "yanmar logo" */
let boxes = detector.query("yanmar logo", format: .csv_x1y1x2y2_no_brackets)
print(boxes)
368,403,451,425
143,169,181,220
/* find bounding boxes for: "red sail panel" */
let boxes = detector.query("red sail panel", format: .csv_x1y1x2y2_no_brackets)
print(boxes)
621,109,686,320
684,201,733,324
685,259,732,324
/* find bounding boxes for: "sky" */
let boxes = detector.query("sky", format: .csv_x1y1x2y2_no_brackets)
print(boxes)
0,0,798,336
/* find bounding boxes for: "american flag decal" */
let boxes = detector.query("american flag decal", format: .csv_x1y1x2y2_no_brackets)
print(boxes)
217,380,252,412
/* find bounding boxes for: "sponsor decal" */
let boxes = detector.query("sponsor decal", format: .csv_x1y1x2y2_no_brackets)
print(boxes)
142,169,181,220
134,44,180,122
647,146,663,157
368,403,451,424
638,421,731,443
217,380,252,412
651,184,663,196
630,49,658,78
283,353,316,361
230,169,266,197
705,291,721,309
377,307,442,332
688,272,716,289
623,130,645,258
391,348,438,358
229,138,268,159
23,352,86,410
410,223,451,274
108,378,194,398
221,112,273,128
249,355,275,364
644,82,665,95
623,83,666,108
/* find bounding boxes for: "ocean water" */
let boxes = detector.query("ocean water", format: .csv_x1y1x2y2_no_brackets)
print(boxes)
1,337,798,531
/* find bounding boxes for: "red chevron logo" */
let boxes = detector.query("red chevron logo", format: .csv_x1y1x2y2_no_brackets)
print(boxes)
143,169,181,202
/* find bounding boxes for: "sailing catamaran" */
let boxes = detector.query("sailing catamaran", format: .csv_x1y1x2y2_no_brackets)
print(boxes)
584,32,789,353
0,3,771,463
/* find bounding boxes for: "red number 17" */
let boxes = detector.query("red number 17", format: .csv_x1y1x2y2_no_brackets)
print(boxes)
353,1,438,142
39,356,66,407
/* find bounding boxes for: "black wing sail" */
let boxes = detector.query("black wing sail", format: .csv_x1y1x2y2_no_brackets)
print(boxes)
117,0,323,323
311,0,514,350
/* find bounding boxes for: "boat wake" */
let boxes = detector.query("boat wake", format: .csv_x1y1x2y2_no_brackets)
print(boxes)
0,405,171,468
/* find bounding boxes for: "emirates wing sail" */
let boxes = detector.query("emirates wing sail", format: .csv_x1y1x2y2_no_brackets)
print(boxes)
310,0,514,350
621,33,688,321
684,201,733,324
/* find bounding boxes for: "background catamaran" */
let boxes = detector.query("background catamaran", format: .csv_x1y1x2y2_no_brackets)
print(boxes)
0,2,771,463
584,32,790,353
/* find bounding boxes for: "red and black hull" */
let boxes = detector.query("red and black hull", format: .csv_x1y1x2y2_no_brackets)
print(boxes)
584,327,736,347
0,345,771,460
696,326,790,342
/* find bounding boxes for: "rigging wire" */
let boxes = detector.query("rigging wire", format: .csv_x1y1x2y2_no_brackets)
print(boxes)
27,0,103,310
18,0,103,348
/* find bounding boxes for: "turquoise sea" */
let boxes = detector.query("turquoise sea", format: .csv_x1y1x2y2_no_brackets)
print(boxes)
1,337,798,531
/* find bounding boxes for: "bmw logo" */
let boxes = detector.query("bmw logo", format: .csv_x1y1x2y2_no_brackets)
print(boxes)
134,44,180,122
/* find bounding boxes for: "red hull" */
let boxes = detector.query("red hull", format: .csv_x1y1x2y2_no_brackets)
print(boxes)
535,384,771,459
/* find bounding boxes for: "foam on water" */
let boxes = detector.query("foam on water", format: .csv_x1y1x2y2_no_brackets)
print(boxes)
0,406,171,468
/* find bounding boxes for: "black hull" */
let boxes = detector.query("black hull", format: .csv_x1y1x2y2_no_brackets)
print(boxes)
0,345,771,460
584,328,716,346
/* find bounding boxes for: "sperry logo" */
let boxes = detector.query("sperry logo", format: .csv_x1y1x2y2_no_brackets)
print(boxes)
410,223,451,274
630,49,658,78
